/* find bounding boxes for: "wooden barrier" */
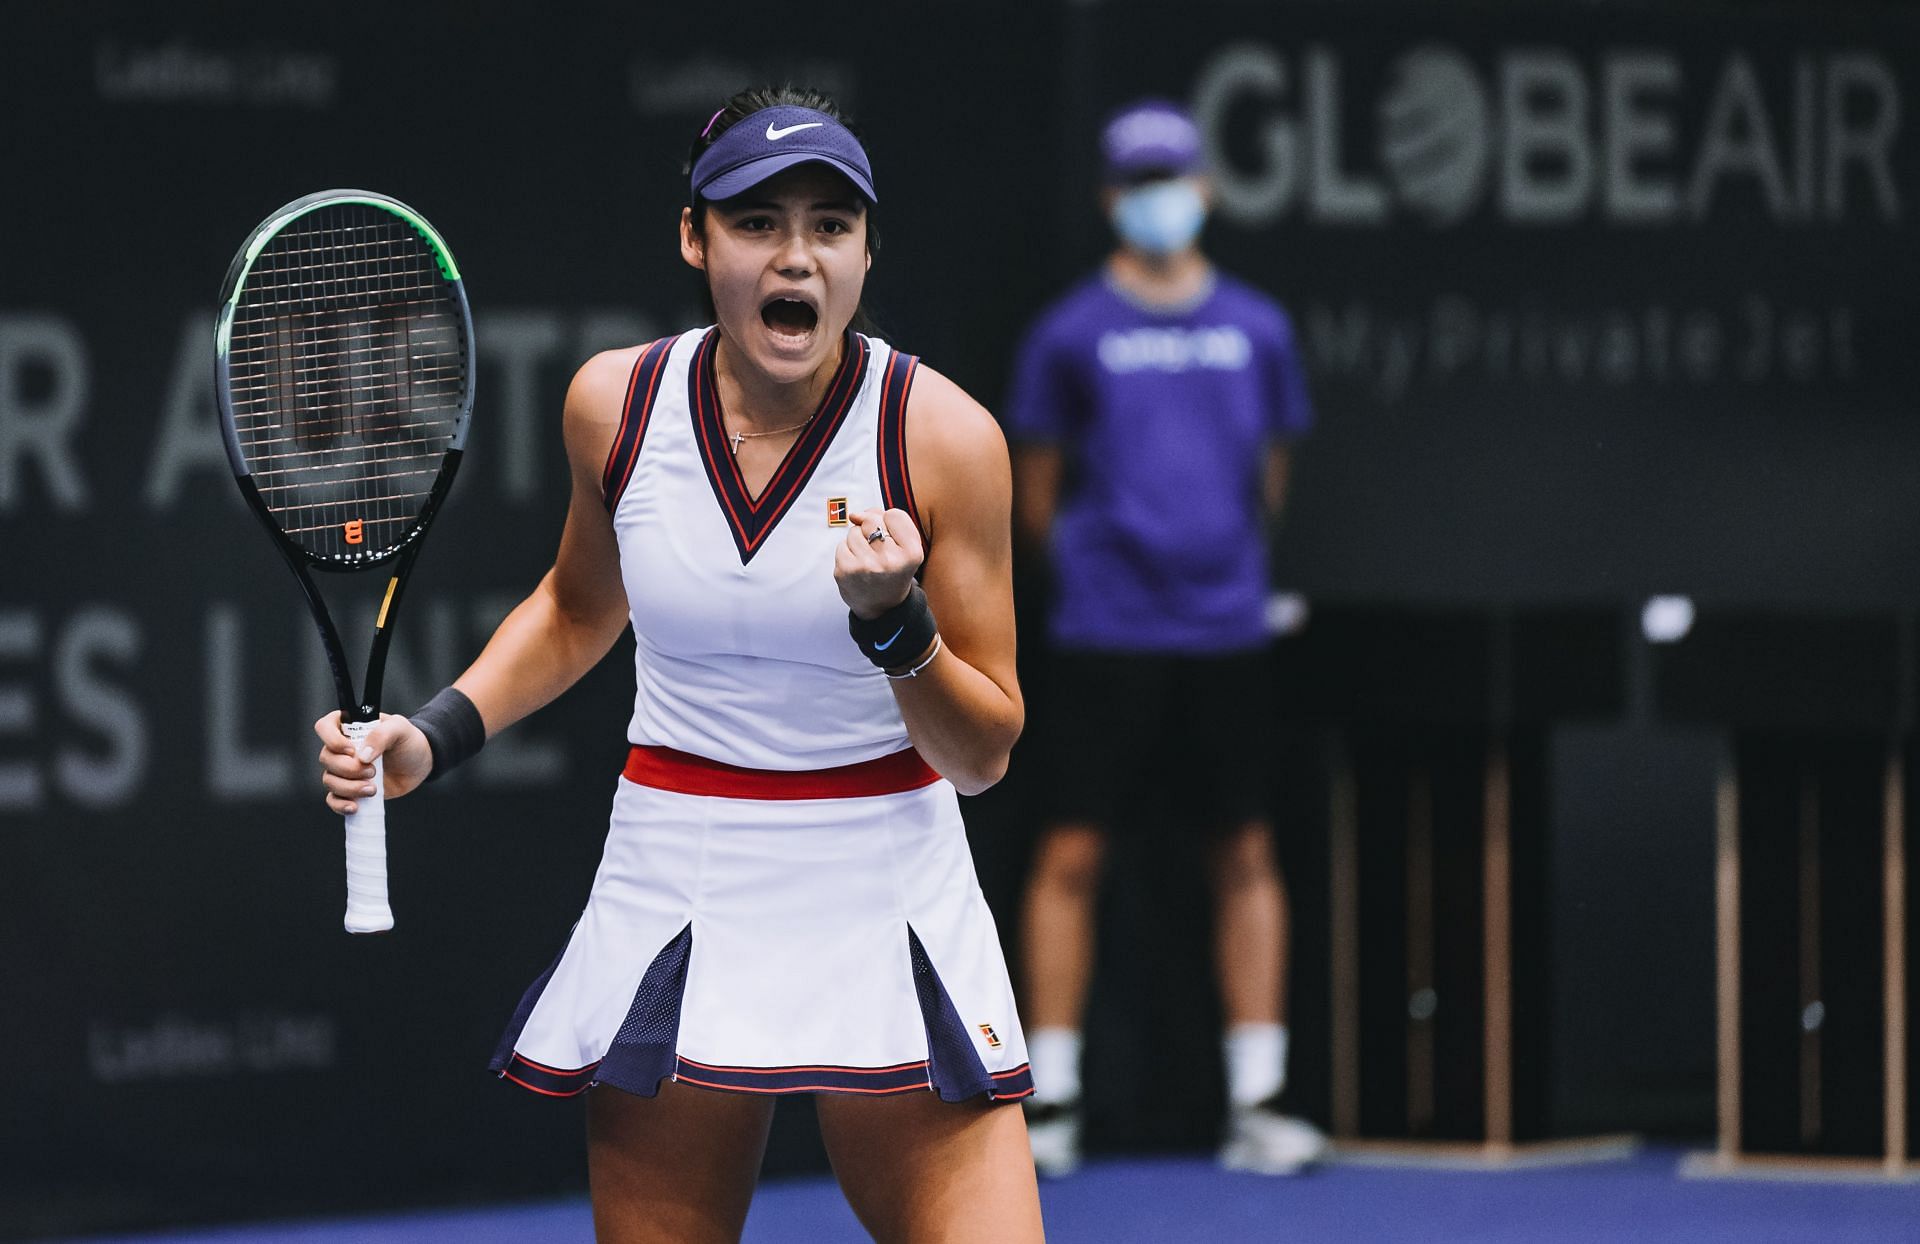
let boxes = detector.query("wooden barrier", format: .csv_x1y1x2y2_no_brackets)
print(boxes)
1654,612,1919,1182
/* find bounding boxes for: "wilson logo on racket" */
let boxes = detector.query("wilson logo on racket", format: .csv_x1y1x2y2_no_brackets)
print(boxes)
342,519,365,545
827,498,849,526
978,1023,1003,1050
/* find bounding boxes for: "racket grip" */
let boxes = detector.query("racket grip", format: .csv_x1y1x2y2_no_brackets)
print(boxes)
341,719,394,934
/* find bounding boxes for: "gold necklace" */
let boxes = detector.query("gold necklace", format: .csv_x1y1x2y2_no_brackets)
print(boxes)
727,414,814,455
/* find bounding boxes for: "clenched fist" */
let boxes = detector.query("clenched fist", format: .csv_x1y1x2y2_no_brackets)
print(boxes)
834,507,923,620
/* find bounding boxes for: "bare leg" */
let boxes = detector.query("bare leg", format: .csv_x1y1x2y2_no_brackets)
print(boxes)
817,1092,1045,1243
586,1081,776,1244
1210,819,1287,1026
1020,823,1108,1029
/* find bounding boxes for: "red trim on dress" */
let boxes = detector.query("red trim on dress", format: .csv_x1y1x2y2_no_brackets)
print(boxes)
622,744,941,800
678,1055,931,1076
501,1069,592,1098
875,351,923,541
611,340,673,506
511,1053,596,1077
892,354,921,534
672,1074,932,1097
689,328,869,562
602,337,673,508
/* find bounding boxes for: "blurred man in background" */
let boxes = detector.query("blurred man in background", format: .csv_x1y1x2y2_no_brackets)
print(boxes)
1008,99,1320,1177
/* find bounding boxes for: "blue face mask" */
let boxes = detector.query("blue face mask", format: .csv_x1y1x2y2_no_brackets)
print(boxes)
1111,180,1207,256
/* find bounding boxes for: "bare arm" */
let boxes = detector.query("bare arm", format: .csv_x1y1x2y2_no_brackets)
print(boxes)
834,367,1023,796
1012,443,1062,553
315,348,638,811
1263,442,1292,518
449,351,636,734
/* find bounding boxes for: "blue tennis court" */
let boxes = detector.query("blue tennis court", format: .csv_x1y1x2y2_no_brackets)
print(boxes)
54,1149,1920,1243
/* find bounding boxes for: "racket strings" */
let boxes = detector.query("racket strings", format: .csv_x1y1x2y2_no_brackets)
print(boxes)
229,203,466,563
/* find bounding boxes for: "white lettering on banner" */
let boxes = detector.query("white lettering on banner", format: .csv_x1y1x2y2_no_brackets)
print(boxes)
1305,295,1857,404
1193,44,1298,223
1690,57,1791,219
1306,48,1387,224
1795,60,1819,219
1827,54,1903,221
94,41,337,109
88,1012,337,1084
1603,54,1679,223
0,612,41,810
479,310,669,504
1194,44,1904,228
1500,51,1592,224
484,311,568,504
2,305,669,812
0,609,146,810
0,597,584,809
209,604,293,801
627,56,856,117
1381,47,1491,226
90,1015,232,1082
0,314,89,513
139,309,659,512
1098,326,1254,375
55,608,146,809
148,316,233,510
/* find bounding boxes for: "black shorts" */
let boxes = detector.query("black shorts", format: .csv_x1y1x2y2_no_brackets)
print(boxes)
1030,648,1274,831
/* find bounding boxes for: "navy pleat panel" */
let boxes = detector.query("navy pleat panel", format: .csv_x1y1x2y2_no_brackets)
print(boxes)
906,925,996,1102
592,922,695,1097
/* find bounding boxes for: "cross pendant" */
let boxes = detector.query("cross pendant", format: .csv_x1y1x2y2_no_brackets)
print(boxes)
730,431,745,455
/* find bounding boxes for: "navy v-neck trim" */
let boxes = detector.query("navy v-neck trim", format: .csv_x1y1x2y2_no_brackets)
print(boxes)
688,328,868,565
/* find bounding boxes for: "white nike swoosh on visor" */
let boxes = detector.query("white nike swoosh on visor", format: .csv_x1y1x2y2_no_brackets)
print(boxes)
766,121,825,140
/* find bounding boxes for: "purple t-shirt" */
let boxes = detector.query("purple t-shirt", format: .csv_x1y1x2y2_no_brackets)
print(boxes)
1006,272,1313,653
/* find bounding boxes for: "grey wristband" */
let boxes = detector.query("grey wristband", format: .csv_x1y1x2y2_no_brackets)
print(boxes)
411,686,486,782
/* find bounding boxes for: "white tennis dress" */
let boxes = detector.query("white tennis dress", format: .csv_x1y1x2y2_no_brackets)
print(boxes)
489,328,1032,1102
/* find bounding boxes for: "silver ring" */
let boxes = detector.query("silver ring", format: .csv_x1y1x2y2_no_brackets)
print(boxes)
867,528,888,544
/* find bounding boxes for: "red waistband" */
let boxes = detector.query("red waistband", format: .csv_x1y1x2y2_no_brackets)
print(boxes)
622,744,942,800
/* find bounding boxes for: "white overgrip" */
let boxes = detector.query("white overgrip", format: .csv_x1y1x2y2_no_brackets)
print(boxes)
341,718,394,933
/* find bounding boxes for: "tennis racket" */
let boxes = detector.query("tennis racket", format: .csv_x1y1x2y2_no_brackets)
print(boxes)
214,190,475,934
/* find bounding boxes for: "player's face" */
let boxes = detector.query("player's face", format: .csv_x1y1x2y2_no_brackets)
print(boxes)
683,164,871,384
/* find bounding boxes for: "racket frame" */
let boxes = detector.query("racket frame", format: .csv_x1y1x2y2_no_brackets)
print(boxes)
214,188,475,725
213,189,475,933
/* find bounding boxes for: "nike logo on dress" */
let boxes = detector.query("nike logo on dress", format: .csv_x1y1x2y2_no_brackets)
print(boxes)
873,626,905,651
766,121,825,141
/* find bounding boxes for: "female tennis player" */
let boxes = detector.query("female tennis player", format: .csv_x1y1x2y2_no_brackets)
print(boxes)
313,87,1043,1243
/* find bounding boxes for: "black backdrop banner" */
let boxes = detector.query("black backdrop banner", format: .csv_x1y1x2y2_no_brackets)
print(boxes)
1071,1,1920,606
2,0,1915,1236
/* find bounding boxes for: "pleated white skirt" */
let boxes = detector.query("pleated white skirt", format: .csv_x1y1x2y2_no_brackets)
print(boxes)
490,764,1032,1102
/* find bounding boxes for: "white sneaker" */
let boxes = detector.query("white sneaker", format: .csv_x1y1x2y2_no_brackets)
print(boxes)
1219,1101,1328,1175
1024,1100,1082,1178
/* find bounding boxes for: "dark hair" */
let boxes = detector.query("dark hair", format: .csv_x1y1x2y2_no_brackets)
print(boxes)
684,85,882,337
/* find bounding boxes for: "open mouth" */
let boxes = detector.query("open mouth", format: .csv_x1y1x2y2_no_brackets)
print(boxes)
760,297,819,340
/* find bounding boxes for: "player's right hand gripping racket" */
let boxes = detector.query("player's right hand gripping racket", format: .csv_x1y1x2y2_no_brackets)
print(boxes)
214,190,474,933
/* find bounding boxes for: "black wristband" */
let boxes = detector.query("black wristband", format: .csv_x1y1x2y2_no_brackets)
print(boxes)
411,686,486,782
849,584,939,671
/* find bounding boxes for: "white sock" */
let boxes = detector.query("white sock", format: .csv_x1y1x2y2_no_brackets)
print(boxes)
1027,1027,1083,1105
1225,1023,1287,1107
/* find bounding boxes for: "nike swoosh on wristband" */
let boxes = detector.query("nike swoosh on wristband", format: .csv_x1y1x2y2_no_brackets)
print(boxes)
766,121,825,140
873,626,906,651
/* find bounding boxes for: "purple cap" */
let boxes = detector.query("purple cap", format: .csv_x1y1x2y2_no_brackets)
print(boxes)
691,105,878,204
1101,99,1203,182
